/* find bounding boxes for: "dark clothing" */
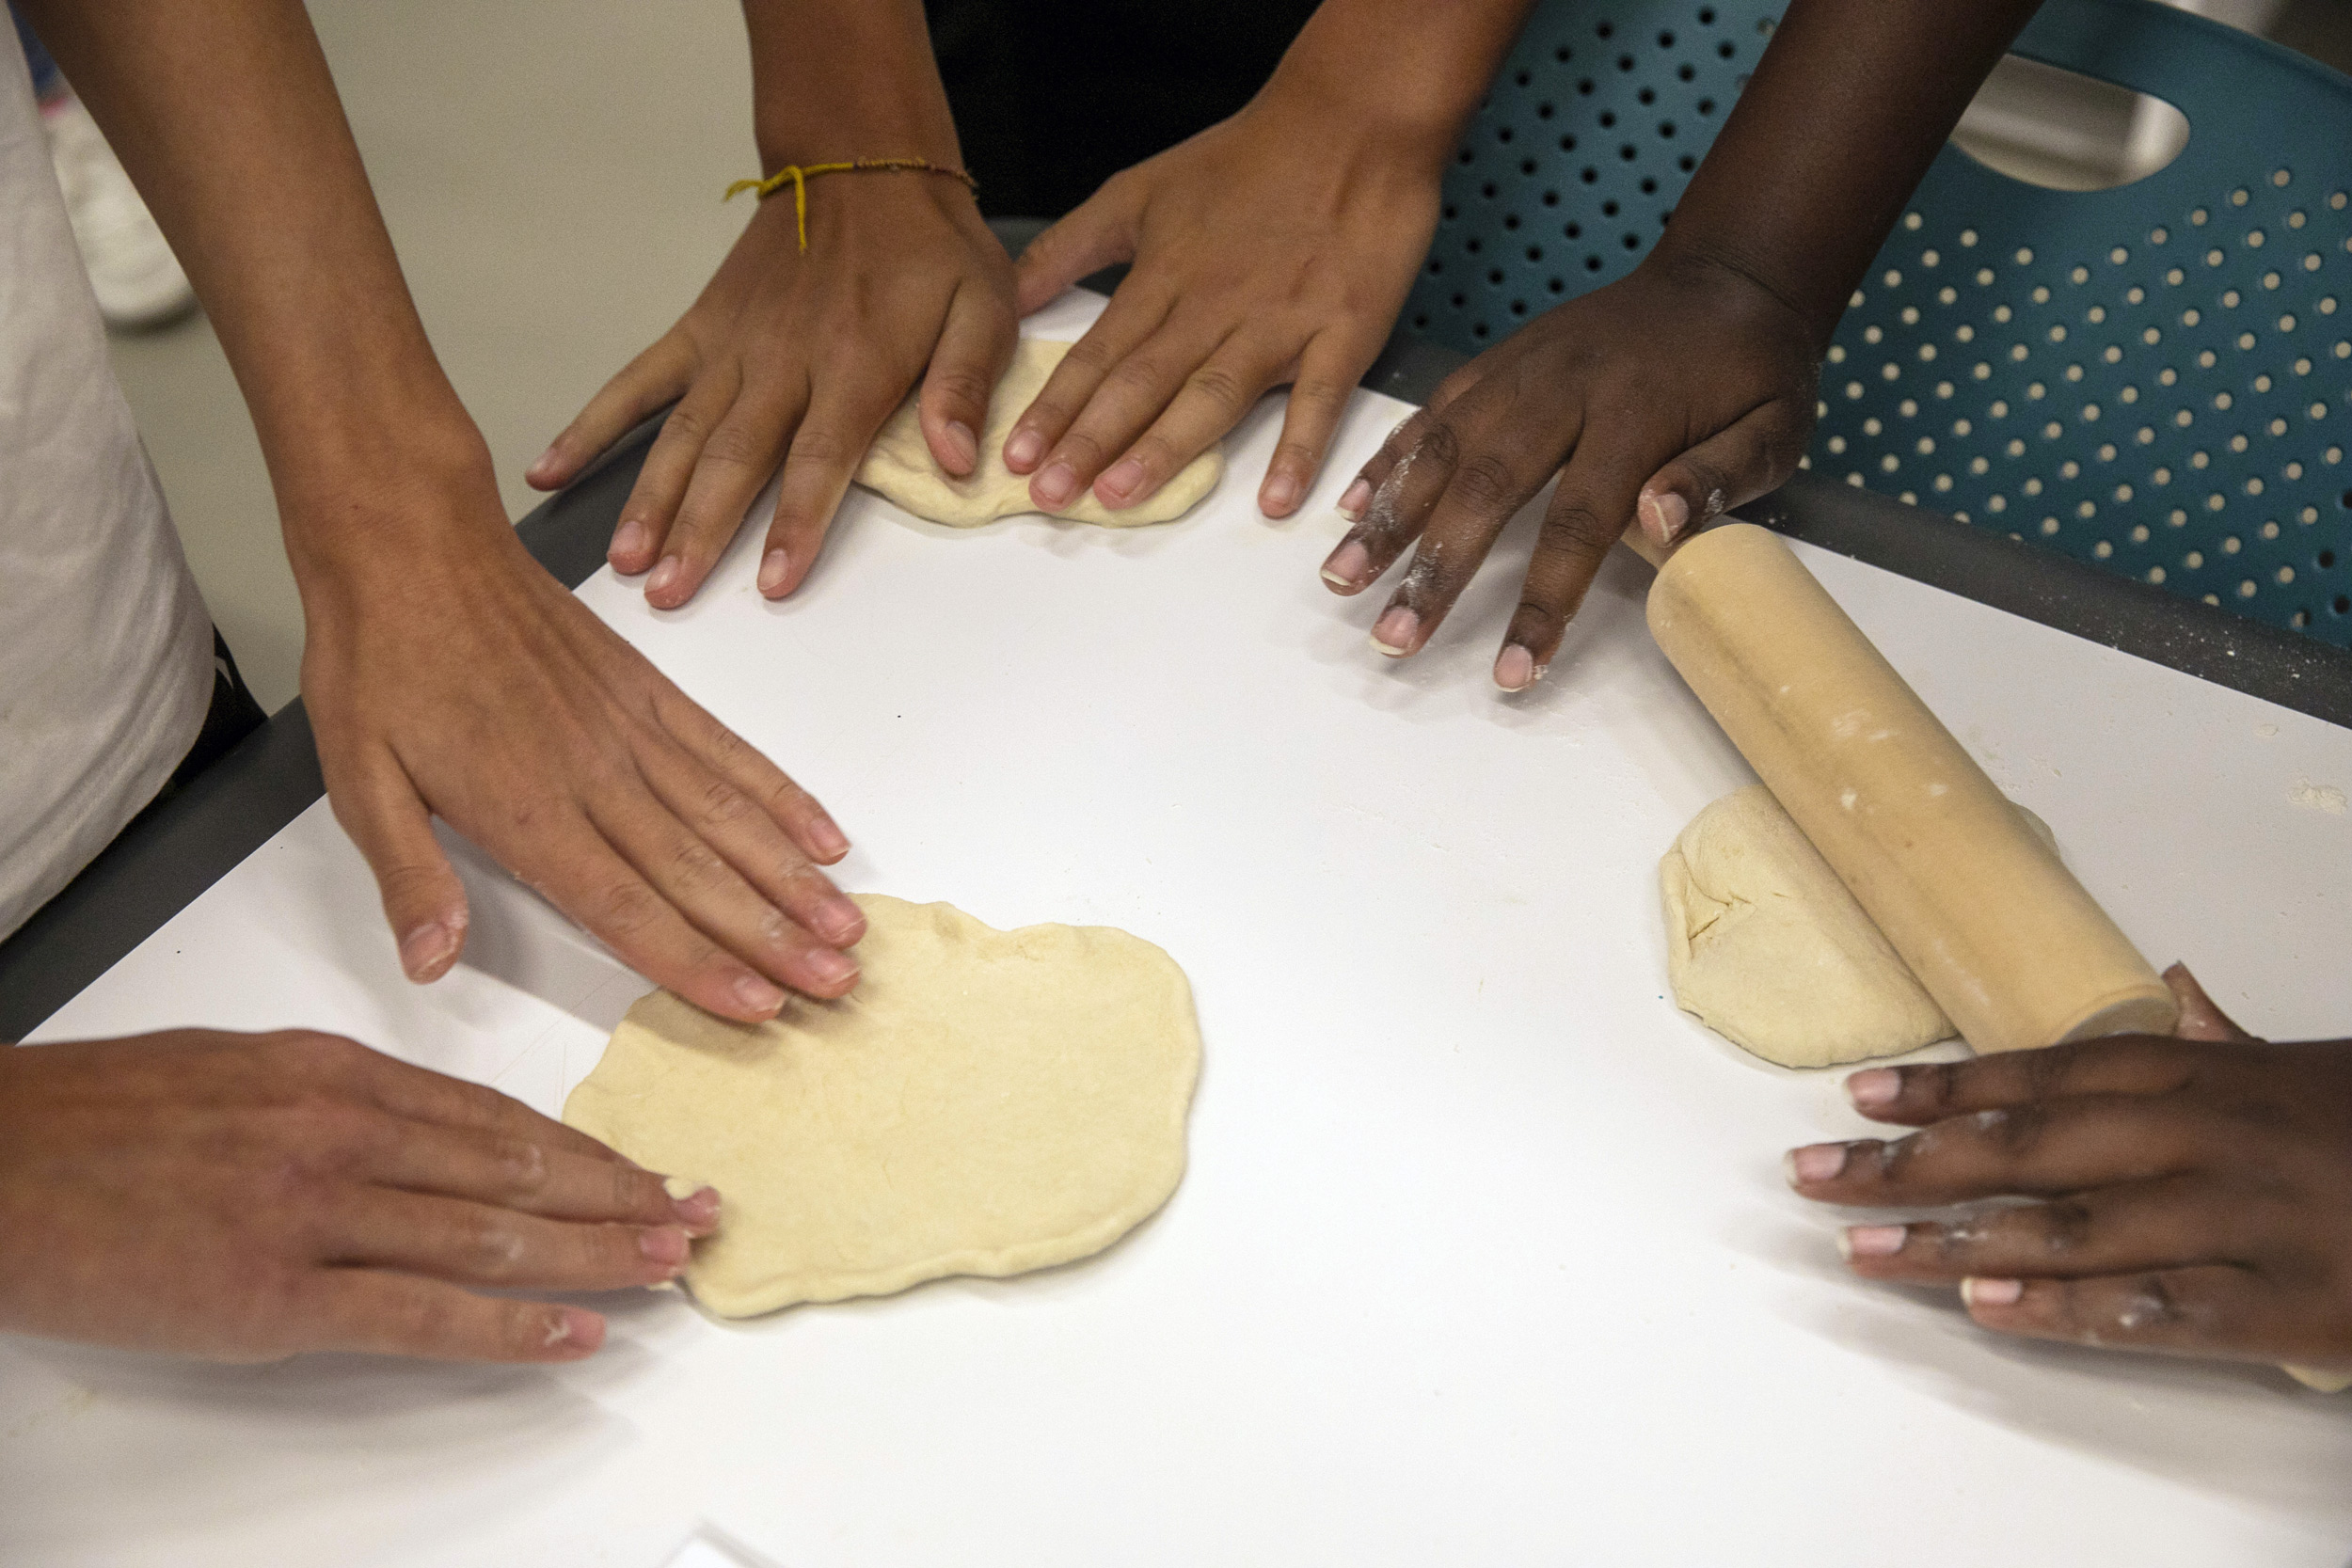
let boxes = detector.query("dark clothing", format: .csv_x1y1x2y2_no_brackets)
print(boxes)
926,0,1318,218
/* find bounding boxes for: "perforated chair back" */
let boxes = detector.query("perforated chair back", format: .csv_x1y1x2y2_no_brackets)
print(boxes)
1818,0,2352,644
1410,0,2352,646
1406,2,1785,353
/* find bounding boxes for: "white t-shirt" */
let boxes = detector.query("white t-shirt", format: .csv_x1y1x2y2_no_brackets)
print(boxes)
0,27,212,942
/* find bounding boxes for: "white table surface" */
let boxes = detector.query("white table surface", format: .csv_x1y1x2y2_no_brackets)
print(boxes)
7,292,2352,1567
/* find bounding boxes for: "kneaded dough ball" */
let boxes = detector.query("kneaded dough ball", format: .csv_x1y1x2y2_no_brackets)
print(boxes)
853,338,1224,528
1661,784,1954,1068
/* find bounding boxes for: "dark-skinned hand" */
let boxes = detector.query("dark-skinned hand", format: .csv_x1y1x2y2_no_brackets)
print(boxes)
527,176,1015,607
0,1029,718,1363
1319,250,1820,690
1788,965,2352,1379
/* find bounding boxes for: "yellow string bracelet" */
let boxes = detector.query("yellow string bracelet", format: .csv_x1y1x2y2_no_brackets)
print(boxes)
723,157,980,252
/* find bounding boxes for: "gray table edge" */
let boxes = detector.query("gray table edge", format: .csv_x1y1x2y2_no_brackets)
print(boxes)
6,230,2346,1040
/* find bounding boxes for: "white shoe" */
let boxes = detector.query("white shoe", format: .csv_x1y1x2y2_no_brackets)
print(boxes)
42,93,197,329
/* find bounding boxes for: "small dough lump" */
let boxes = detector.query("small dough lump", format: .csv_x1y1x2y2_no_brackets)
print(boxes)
1661,784,1954,1068
563,895,1201,1318
852,338,1223,528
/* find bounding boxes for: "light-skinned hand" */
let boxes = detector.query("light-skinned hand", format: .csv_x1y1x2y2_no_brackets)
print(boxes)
1003,74,1446,523
297,447,865,1022
0,1029,716,1362
527,177,1015,607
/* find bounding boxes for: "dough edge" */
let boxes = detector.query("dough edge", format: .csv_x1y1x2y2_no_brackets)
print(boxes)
564,895,1202,1320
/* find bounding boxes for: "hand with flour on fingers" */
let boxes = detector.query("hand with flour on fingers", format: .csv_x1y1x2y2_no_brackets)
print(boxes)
0,1030,719,1362
1319,0,2049,690
1000,0,1533,525
526,0,1014,608
1788,966,2352,1380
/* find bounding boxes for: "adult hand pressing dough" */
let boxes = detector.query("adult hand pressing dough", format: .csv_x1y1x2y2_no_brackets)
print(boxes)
854,339,1223,528
564,895,1200,1318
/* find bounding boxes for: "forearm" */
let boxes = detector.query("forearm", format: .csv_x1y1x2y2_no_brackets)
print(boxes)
1263,0,1538,164
18,0,482,579
1656,0,2045,341
741,0,961,167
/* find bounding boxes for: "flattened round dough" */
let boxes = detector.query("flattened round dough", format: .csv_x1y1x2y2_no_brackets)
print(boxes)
562,895,1200,1318
1661,785,1953,1068
852,338,1223,528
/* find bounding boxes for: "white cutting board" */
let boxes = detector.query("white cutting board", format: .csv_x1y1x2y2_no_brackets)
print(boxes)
7,291,2352,1567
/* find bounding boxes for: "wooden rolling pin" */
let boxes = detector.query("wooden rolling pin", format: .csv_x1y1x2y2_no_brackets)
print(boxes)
1632,522,2176,1055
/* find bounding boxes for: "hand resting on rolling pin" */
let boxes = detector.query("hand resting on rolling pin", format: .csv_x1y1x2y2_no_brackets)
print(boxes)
1786,966,2352,1382
0,1030,716,1363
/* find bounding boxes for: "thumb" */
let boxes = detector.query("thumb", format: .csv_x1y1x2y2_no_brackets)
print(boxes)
2164,962,2259,1044
1013,182,1140,316
330,761,472,983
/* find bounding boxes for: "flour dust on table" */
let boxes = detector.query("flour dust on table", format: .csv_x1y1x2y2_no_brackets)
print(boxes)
852,338,1224,527
563,895,1201,1318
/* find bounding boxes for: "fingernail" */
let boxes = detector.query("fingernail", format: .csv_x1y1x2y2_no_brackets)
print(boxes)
1494,644,1536,691
1369,605,1419,656
808,815,850,861
1784,1143,1849,1185
733,973,787,1016
397,920,457,981
807,947,859,991
671,1184,721,1232
639,1226,691,1266
529,447,562,485
1846,1068,1902,1110
1646,491,1684,552
1337,477,1373,521
610,518,647,564
757,547,791,595
944,420,977,470
1320,539,1371,589
548,1307,606,1353
1260,470,1302,516
1034,462,1077,508
1642,489,1692,547
1098,457,1145,502
1004,429,1045,471
646,557,683,601
1842,1225,1908,1260
818,895,865,943
1962,1276,2024,1308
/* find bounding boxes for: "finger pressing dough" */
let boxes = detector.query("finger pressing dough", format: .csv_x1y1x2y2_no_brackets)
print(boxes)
563,895,1200,1318
852,338,1223,528
1661,784,1955,1068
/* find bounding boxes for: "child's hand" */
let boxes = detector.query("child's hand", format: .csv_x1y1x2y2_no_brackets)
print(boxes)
529,177,1015,608
1004,75,1447,523
1318,251,1819,691
1787,967,2352,1378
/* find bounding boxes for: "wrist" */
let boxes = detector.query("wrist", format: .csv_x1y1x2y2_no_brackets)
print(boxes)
1642,234,1836,354
277,411,510,594
1253,55,1463,177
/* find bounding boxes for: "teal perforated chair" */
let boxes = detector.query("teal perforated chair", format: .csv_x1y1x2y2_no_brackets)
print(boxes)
1407,0,2352,647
